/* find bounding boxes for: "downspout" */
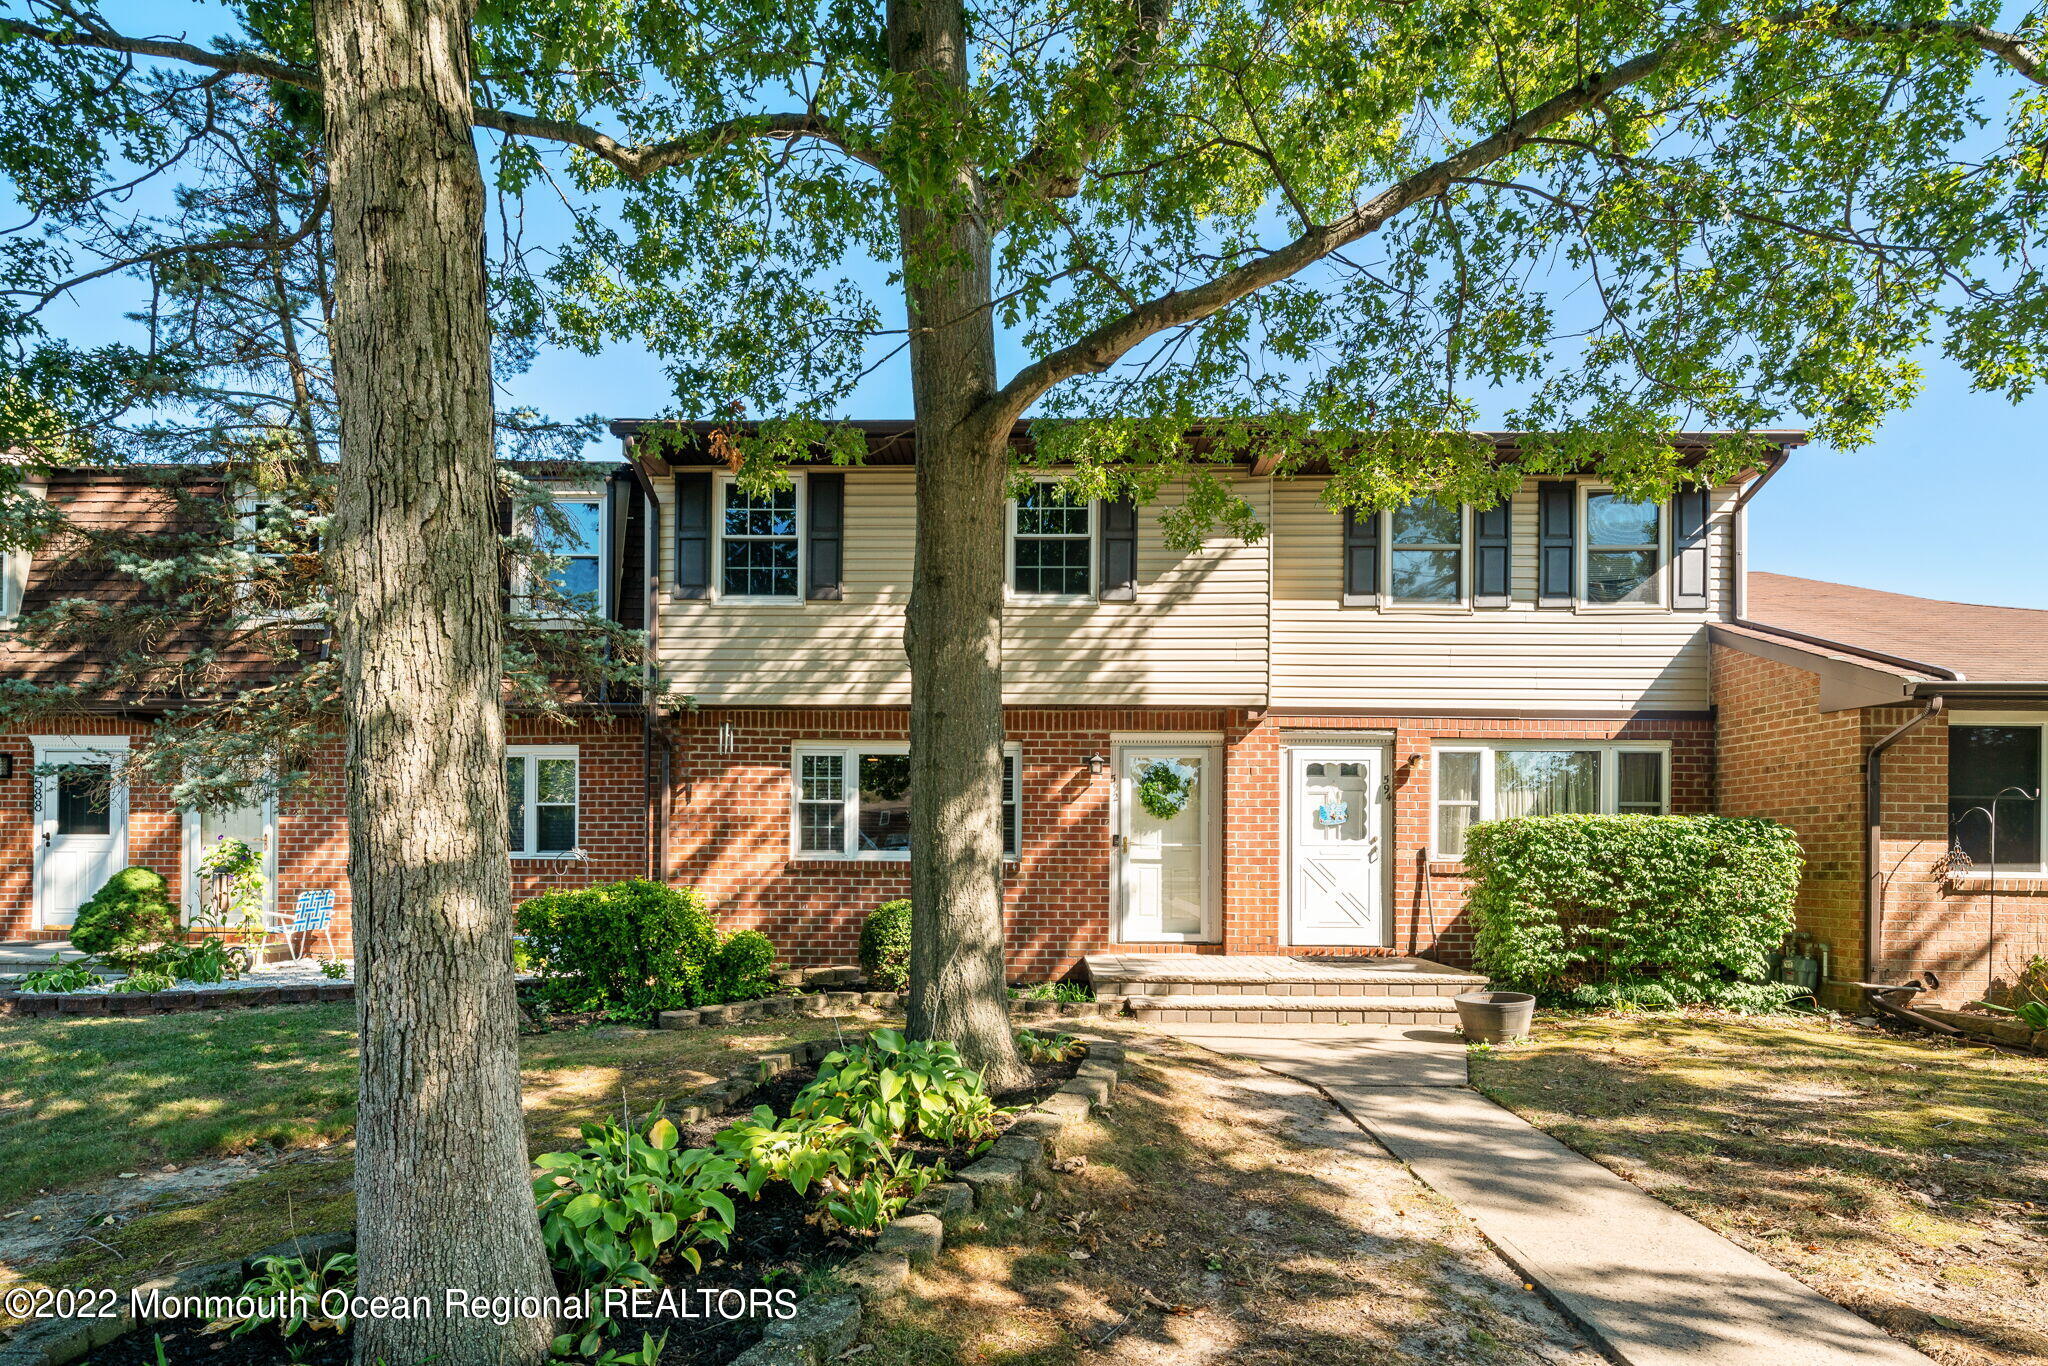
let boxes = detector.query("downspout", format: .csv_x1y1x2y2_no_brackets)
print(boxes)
1860,696,1961,1034
622,438,669,882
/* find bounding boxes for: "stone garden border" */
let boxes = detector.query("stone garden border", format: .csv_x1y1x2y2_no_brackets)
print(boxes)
1911,1005,2048,1053
0,1030,1125,1366
727,1035,1129,1366
0,981,356,1018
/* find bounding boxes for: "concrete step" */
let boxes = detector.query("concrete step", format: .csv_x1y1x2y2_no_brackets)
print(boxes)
1087,953,1487,1002
1124,993,1461,1025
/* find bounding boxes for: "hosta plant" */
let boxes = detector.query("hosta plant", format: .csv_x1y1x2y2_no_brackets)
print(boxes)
533,1116,740,1290
17,956,99,993
713,1108,884,1199
1015,1030,1085,1064
229,1252,358,1339
821,1150,947,1236
793,1029,1002,1145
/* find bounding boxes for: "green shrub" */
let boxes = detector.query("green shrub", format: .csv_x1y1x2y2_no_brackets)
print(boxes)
858,899,912,991
701,929,777,1004
515,880,719,1020
792,1027,1001,1145
1464,814,1804,1011
532,1116,739,1290
68,867,179,959
17,955,99,993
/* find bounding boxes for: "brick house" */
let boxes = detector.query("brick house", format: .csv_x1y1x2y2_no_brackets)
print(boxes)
7,426,2040,1016
1713,573,2048,1009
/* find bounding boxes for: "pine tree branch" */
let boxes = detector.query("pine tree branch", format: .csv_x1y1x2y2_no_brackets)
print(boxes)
973,7,2047,434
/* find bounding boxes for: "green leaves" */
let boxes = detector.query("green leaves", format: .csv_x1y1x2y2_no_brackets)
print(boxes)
532,1115,744,1293
1464,814,1806,1010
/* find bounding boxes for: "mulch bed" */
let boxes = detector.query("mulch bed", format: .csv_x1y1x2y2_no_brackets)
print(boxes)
77,1045,1085,1366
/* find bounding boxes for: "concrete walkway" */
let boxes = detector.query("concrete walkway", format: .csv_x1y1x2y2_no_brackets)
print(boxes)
1161,1021,1935,1366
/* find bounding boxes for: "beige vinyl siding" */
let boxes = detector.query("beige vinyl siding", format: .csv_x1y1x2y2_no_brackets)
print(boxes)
653,469,1269,706
1269,477,1738,711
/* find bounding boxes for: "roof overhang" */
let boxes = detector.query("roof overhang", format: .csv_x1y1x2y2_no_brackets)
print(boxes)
1711,623,2048,710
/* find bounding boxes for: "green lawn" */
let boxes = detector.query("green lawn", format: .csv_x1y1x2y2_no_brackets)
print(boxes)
0,1002,893,1312
1468,1012,2048,1366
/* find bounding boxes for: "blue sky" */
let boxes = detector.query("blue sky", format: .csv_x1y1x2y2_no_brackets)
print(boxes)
26,0,2048,611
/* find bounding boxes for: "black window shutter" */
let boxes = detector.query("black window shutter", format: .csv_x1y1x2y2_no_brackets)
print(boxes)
1473,502,1511,607
1537,481,1576,607
1098,496,1137,602
1671,487,1710,611
1342,507,1380,606
674,471,712,599
807,472,845,601
606,474,632,622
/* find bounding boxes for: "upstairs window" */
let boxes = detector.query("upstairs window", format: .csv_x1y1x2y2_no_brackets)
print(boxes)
507,746,579,856
1432,743,1669,859
1010,483,1092,597
535,495,604,611
1388,498,1464,604
1583,492,1663,605
794,743,1021,860
1949,722,2044,870
720,481,801,599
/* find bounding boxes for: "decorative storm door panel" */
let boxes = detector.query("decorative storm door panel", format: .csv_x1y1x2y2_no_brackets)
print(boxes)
1288,748,1385,946
1116,747,1218,943
36,751,127,928
183,797,277,924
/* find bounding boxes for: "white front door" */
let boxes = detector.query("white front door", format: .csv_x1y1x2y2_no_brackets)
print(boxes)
182,797,277,925
1288,747,1386,946
1115,744,1219,943
34,747,129,928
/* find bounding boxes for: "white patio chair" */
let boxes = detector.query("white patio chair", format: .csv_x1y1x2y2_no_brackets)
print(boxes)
263,889,335,962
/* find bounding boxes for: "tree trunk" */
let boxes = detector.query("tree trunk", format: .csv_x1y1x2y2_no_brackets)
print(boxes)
315,1,555,1363
889,0,1028,1090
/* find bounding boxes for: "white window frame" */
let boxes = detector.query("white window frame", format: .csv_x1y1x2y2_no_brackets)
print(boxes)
1430,741,1672,860
790,741,1023,861
533,490,610,618
232,487,326,623
1,477,44,623
1005,479,1095,603
1383,499,1470,610
1946,711,2048,874
1579,487,1666,610
507,744,580,858
713,472,806,604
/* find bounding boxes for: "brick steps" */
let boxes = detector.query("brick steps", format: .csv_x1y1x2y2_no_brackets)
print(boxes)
1124,992,1461,1024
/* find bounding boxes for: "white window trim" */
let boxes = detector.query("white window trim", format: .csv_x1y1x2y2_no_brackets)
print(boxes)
1946,712,2048,874
516,485,611,624
1005,478,1096,604
0,477,43,624
1577,486,1667,611
232,487,325,625
713,472,806,605
1382,501,1472,612
790,741,1023,862
1430,741,1673,860
508,744,580,859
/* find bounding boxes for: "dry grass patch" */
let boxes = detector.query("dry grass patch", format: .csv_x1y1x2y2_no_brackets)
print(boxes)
1468,1011,2048,1366
862,1035,1603,1366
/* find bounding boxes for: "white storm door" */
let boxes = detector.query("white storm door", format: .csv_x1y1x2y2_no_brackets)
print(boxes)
1114,745,1219,943
1288,747,1386,946
34,747,128,928
182,797,277,923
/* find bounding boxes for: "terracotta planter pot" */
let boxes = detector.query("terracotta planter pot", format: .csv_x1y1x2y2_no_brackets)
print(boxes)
1455,990,1536,1043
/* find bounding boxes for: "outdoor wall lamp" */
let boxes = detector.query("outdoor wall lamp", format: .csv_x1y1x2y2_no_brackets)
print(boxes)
1086,753,1108,777
0,755,13,780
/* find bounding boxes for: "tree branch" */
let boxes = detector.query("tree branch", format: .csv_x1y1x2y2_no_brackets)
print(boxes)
974,7,2047,434
991,0,1174,207
0,15,881,176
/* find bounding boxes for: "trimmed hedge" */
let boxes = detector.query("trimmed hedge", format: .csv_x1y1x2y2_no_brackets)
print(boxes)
702,928,778,1004
859,899,912,991
515,879,720,1019
69,867,180,961
1464,814,1804,1011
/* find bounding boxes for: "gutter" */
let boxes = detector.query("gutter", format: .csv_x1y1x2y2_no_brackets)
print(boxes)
1857,695,1962,1034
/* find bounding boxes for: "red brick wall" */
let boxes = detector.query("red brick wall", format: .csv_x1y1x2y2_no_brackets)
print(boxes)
664,706,1712,979
1711,644,2048,1008
0,715,649,954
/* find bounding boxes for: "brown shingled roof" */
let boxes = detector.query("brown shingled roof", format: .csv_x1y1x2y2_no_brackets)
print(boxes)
1746,572,2048,684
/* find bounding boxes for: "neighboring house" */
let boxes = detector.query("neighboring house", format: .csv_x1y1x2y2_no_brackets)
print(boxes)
14,425,2033,1007
1713,572,2048,1009
0,466,656,953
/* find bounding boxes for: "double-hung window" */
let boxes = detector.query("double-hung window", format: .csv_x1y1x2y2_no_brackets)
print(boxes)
1583,491,1663,605
1010,483,1092,597
794,742,1022,860
1948,718,2045,871
507,745,579,856
1388,497,1465,604
535,495,605,611
720,479,801,599
1432,743,1669,859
